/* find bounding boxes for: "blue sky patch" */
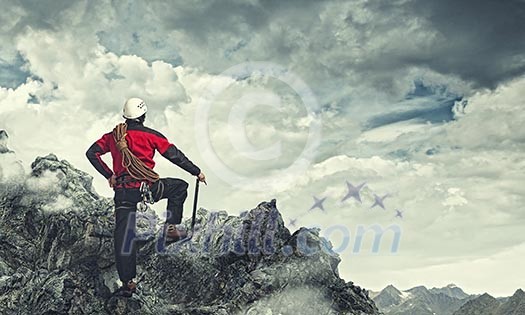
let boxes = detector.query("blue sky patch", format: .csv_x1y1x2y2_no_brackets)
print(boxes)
0,54,31,89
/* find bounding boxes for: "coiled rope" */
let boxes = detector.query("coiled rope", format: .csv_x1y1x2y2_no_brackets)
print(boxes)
112,123,159,183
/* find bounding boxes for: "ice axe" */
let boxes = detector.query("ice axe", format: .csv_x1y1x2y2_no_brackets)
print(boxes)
179,177,204,242
189,177,200,236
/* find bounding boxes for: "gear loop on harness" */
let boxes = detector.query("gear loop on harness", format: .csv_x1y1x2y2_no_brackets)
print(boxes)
136,181,155,212
139,182,155,204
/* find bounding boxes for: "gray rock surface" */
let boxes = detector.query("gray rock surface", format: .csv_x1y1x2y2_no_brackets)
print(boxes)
372,284,473,315
0,130,23,182
372,284,404,309
429,284,470,300
453,289,525,315
373,283,525,315
0,130,10,154
0,153,379,315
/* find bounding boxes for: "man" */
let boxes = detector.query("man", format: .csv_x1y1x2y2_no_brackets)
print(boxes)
86,97,206,297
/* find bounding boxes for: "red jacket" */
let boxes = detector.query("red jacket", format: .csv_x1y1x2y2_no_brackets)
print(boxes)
86,120,200,188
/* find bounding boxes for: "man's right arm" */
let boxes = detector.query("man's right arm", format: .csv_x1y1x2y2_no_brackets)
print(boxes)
86,133,114,179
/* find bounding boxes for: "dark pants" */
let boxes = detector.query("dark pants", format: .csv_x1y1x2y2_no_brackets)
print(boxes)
113,177,189,282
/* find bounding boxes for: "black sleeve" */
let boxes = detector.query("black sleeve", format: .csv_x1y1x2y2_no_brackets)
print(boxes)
86,142,113,179
161,144,201,176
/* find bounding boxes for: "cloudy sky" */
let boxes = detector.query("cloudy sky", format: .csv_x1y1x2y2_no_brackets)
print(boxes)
1,0,524,297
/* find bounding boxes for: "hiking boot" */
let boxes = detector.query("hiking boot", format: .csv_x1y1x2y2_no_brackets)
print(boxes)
116,280,137,298
165,224,188,242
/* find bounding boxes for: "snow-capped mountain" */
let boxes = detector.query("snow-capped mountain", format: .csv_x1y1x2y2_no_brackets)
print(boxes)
430,284,470,300
372,284,472,315
373,284,524,315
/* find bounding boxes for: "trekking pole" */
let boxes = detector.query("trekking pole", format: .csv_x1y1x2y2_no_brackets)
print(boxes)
189,177,200,237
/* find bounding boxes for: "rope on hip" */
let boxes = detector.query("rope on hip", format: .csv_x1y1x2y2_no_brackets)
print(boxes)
112,123,159,183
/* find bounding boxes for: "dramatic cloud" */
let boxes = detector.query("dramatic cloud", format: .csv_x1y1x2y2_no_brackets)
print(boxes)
407,0,525,88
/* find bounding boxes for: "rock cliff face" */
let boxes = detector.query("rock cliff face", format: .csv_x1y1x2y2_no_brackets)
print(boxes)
0,149,379,314
0,131,23,181
453,289,525,315
0,130,10,153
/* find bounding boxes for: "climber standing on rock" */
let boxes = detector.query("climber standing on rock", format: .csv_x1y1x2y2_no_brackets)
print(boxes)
86,97,206,297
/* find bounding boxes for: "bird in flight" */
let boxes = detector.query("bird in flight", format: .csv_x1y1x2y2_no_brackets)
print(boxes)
371,193,389,210
308,196,327,212
288,218,298,227
341,181,366,203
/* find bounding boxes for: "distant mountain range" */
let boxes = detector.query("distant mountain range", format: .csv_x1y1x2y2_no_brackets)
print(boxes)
454,289,525,315
371,284,524,315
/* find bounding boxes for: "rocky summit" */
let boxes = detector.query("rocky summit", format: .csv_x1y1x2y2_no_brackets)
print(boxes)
0,149,379,314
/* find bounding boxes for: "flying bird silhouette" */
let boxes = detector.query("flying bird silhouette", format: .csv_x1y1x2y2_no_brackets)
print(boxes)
341,181,366,203
308,196,327,212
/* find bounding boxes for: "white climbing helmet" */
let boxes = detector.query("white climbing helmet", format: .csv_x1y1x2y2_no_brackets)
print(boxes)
122,97,147,119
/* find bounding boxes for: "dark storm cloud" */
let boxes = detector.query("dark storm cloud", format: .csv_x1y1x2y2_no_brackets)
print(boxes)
152,0,321,38
145,0,324,70
337,0,525,90
404,0,525,88
152,1,269,41
142,0,525,90
7,0,78,32
2,0,524,91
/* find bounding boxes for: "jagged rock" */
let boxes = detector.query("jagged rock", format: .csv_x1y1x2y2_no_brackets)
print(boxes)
497,289,525,315
0,154,380,315
430,284,470,300
373,284,404,309
0,130,11,154
452,293,499,315
372,284,474,315
30,153,100,206
373,283,525,315
453,290,525,315
0,130,24,182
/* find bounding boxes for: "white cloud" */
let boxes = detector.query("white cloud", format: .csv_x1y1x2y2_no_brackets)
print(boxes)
359,242,525,297
445,77,525,150
442,187,468,209
234,77,524,296
0,153,24,183
42,194,74,212
25,169,61,193
0,28,190,190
